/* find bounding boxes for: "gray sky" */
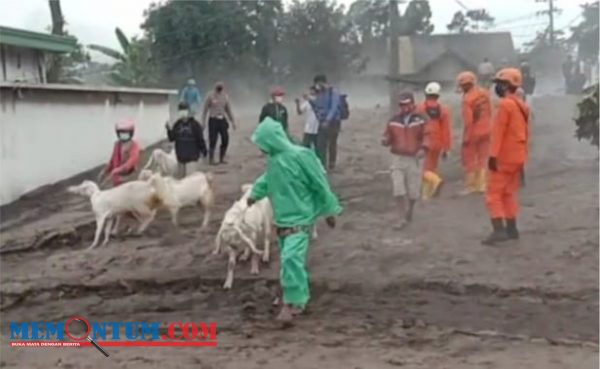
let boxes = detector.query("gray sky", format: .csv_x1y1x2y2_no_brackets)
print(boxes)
0,0,588,61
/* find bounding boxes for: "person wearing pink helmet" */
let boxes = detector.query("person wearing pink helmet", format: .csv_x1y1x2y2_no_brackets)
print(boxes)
97,119,141,187
259,86,289,134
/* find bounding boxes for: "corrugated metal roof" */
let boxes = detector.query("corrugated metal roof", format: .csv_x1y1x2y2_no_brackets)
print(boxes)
0,26,77,53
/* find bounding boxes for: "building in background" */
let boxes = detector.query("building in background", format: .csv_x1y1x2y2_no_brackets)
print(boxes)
0,26,77,83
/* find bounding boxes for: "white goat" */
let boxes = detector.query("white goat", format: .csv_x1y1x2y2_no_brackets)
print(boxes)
67,180,161,249
142,148,178,177
214,184,273,290
148,172,214,230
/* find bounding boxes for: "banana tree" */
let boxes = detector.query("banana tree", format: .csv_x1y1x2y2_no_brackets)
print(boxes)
89,28,157,87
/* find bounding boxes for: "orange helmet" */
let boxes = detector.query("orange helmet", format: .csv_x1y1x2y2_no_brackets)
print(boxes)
494,68,522,87
456,71,477,86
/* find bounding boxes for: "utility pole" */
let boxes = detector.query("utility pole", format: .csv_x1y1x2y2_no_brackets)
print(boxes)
535,0,560,47
388,0,400,114
548,0,555,46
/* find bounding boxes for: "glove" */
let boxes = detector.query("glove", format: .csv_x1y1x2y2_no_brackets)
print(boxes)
325,216,336,229
488,157,498,172
247,197,256,207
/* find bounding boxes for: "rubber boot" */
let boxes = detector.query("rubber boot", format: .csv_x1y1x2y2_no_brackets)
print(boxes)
506,218,519,240
475,169,487,193
481,218,509,245
421,175,433,201
458,172,477,196
427,171,443,198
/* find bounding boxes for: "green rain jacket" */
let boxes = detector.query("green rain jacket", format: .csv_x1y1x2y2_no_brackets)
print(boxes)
250,117,342,227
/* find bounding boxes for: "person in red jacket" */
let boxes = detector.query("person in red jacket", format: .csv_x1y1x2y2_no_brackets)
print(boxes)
418,82,452,200
382,91,429,228
98,119,141,187
457,71,492,195
483,68,530,245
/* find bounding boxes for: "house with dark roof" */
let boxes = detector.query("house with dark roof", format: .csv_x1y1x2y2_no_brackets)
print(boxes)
395,32,517,85
0,26,77,83
359,32,517,88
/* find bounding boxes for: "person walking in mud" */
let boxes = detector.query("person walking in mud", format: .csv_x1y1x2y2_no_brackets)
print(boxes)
456,71,493,195
180,78,202,120
381,91,429,229
417,82,452,200
295,86,319,150
312,74,342,171
259,86,289,134
482,68,530,245
201,82,236,165
166,102,207,178
97,119,141,187
246,117,342,323
478,57,495,89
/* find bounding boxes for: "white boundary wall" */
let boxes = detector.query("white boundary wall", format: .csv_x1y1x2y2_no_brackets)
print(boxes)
0,83,177,205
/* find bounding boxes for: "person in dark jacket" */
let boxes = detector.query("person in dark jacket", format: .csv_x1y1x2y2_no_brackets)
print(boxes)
259,86,289,133
166,102,207,178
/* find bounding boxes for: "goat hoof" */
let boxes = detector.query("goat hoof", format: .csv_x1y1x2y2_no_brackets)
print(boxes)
250,269,259,275
261,255,270,263
223,282,232,290
212,250,220,256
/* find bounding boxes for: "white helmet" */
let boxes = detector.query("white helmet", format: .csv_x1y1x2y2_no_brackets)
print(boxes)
425,82,441,96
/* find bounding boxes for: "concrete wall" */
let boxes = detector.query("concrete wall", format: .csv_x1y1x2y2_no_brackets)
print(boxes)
1,45,45,83
0,84,176,205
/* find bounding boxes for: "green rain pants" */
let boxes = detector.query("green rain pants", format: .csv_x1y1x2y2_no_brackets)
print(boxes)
278,230,311,308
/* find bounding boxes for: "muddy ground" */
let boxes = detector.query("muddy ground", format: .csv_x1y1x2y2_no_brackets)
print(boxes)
0,95,598,369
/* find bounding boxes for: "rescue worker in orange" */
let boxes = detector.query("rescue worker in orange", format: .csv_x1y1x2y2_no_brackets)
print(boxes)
457,71,492,195
418,82,452,200
482,68,530,245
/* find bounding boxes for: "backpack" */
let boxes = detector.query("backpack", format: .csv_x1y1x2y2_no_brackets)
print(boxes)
339,94,350,120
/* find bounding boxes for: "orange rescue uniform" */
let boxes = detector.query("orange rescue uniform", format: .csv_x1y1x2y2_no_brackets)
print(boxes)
485,94,530,219
417,101,452,173
461,86,492,172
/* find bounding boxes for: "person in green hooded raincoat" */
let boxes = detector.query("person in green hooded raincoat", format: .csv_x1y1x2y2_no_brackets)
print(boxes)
247,117,342,322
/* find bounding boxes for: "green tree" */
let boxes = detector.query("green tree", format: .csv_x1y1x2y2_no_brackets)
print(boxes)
142,0,283,85
277,0,360,82
347,0,433,41
88,28,157,87
447,8,494,33
570,1,599,61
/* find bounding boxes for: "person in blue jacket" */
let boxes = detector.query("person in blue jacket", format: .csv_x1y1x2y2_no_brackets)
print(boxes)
312,74,342,171
180,78,202,120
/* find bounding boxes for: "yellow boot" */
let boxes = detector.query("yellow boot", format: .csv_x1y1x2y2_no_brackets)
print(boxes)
423,171,443,199
458,172,477,196
421,175,433,200
475,169,487,193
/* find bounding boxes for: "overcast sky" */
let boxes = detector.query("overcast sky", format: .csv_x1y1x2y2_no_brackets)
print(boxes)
0,0,588,60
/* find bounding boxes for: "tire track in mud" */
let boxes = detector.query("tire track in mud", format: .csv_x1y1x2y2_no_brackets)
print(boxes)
2,275,597,344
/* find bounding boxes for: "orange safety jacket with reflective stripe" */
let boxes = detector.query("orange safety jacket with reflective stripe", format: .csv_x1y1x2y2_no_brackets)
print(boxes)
490,94,530,166
462,86,492,142
417,101,452,152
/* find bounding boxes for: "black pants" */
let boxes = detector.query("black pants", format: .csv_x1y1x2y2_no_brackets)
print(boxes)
316,120,340,169
302,133,318,150
208,117,229,161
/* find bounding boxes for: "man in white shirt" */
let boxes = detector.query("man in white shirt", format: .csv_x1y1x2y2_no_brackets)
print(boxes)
295,87,319,150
